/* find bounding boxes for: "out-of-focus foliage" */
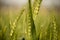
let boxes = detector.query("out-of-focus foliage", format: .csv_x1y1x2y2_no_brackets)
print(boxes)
0,0,60,40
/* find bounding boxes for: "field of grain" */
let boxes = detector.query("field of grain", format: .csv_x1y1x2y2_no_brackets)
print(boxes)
0,0,60,40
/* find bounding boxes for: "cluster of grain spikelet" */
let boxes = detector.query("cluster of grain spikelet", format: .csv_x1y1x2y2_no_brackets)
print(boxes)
52,15,57,40
33,0,42,20
9,8,25,40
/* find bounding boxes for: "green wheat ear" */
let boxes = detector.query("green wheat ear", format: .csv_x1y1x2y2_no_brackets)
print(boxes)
51,14,57,40
26,0,36,40
33,0,42,20
51,11,58,40
26,0,42,40
9,8,25,40
45,11,58,40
